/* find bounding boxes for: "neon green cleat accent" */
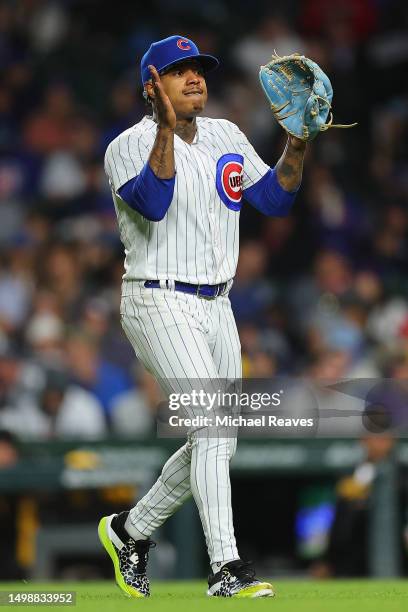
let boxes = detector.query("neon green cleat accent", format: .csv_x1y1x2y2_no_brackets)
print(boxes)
234,582,275,598
207,560,275,598
98,514,149,598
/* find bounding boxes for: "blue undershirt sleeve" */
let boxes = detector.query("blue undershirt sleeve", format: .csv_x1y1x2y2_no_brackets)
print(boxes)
243,167,299,216
117,163,175,222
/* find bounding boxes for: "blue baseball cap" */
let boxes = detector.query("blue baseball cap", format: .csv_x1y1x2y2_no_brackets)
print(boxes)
140,35,219,85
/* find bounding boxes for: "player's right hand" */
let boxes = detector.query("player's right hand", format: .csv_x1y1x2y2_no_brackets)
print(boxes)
148,65,177,130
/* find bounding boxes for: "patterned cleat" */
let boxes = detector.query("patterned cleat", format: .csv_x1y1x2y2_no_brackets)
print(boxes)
207,560,275,598
98,511,155,598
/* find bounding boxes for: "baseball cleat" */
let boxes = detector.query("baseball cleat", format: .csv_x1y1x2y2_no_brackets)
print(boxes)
98,511,155,598
207,560,275,598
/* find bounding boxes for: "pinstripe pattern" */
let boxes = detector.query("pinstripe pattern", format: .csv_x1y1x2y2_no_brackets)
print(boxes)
105,115,265,566
121,286,241,565
104,116,269,285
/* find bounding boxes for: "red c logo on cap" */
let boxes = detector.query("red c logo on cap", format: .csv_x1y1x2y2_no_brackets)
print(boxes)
177,39,191,51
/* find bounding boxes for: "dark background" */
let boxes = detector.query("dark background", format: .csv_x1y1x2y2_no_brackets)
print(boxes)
0,0,408,581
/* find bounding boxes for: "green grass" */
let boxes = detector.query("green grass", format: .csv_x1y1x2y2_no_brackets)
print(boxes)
1,580,408,611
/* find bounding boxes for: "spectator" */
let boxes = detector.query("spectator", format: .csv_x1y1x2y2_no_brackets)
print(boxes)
230,241,276,324
0,368,106,440
316,435,407,577
65,328,132,417
111,367,158,438
0,0,405,447
23,83,75,155
0,429,19,469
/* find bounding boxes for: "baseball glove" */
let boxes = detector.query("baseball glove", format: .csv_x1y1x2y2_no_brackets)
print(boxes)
259,53,357,141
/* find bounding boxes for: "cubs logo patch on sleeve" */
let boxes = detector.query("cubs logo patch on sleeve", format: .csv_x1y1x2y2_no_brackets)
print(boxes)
216,153,244,211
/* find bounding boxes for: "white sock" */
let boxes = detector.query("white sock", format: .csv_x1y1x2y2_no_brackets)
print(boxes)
125,514,148,541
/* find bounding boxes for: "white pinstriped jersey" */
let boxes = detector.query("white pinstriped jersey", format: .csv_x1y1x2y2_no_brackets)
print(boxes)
105,115,269,284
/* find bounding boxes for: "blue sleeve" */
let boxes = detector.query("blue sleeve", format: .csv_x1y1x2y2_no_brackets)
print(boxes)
118,163,175,222
243,167,299,216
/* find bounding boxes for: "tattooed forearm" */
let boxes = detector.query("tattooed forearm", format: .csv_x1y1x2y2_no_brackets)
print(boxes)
275,136,307,192
148,127,175,179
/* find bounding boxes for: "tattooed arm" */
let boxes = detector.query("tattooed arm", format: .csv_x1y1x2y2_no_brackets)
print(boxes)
243,135,305,216
148,127,175,178
116,66,176,221
275,136,307,192
146,65,176,179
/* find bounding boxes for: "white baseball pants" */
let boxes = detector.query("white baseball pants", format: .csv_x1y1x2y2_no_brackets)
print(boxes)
120,281,241,566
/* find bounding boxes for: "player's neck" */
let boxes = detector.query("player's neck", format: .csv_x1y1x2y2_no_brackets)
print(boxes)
174,118,197,144
151,110,197,144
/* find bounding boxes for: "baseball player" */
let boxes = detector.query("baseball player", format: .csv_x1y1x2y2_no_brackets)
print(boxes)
98,35,306,598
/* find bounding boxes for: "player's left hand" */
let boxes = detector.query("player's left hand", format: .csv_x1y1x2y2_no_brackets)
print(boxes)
259,53,357,141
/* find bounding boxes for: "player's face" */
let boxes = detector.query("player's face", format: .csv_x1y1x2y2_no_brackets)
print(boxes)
159,61,208,118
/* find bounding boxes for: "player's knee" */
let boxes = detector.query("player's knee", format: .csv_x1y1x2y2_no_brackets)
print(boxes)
196,435,237,460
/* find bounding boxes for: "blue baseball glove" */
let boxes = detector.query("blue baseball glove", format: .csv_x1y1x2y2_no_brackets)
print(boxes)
259,53,356,141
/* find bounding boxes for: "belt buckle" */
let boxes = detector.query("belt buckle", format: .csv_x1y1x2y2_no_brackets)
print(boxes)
196,283,218,300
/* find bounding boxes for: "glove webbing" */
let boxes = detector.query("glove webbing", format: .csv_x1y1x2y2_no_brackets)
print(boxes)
263,52,358,133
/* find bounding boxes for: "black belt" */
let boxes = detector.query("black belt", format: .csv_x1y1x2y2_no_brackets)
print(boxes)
144,280,228,300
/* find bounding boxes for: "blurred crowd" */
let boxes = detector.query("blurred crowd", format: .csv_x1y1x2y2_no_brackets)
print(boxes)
1,0,408,440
